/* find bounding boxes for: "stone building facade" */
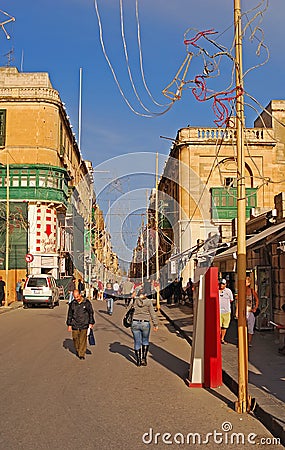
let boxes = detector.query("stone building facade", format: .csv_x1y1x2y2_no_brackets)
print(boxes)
0,67,117,303
157,100,285,283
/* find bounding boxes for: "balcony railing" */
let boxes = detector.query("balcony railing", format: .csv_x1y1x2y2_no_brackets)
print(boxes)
0,164,69,205
179,127,273,143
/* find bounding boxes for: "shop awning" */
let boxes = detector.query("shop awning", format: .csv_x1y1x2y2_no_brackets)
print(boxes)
214,221,285,261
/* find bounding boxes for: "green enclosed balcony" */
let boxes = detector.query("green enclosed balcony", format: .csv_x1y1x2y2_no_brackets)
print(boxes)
211,187,257,220
0,164,69,205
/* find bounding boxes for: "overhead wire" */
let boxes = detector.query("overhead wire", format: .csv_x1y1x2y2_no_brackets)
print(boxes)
93,0,175,118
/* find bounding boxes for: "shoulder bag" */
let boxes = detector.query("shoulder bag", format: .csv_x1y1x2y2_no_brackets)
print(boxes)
123,304,135,328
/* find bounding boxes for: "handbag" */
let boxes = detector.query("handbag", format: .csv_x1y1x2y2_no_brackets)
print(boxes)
88,328,96,345
123,306,135,328
253,307,261,317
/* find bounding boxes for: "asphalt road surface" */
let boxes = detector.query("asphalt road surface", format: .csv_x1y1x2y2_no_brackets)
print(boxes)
0,300,282,449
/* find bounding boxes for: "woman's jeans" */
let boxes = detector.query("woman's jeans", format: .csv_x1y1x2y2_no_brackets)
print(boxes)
131,320,150,350
107,297,114,314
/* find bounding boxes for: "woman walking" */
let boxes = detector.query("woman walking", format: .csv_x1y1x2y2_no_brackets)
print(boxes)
127,288,158,366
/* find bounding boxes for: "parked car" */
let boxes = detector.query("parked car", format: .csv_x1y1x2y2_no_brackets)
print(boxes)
23,274,60,308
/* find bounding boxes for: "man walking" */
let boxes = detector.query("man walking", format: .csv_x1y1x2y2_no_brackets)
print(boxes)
219,279,234,344
66,289,95,359
121,278,134,307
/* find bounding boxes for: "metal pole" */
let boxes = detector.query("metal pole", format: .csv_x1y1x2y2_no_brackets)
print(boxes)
88,195,92,300
4,153,9,307
146,189,150,280
234,0,250,413
78,67,82,151
155,153,160,310
141,216,144,285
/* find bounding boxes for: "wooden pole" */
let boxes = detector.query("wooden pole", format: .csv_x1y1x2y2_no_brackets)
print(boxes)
234,0,250,413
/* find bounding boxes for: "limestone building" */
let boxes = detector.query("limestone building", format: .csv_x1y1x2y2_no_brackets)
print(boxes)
0,67,96,302
158,100,285,282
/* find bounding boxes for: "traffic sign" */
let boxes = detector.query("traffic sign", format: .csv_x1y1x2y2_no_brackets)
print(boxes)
25,253,34,263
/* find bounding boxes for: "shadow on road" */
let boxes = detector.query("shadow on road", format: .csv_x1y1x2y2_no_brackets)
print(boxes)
108,340,189,379
149,342,189,381
109,341,135,364
63,338,77,356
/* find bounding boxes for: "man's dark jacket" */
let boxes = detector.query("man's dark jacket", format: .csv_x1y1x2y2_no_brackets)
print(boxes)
66,299,95,330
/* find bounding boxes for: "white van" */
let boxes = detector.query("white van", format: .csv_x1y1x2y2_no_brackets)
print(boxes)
23,274,59,308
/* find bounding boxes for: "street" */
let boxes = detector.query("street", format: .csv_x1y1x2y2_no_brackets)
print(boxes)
0,300,283,450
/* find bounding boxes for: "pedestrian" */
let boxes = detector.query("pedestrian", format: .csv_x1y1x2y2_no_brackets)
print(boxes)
163,282,173,305
103,282,115,315
143,278,152,298
245,276,259,347
97,279,104,300
127,288,158,366
0,276,5,306
112,280,120,299
78,279,85,295
236,276,259,347
16,280,22,301
20,279,25,299
219,279,234,344
93,280,98,300
66,289,95,360
186,278,193,303
172,278,181,305
68,277,76,304
121,278,134,307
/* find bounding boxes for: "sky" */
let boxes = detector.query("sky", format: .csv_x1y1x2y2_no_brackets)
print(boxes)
1,0,285,271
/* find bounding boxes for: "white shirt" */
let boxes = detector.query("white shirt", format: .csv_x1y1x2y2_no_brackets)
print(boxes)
113,282,119,292
219,287,234,314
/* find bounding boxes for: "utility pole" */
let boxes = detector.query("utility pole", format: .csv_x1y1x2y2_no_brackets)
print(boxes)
146,189,149,280
234,0,251,413
4,153,9,307
78,67,82,151
141,216,144,285
155,153,160,310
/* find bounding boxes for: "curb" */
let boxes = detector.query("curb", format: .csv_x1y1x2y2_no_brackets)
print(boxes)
160,306,285,446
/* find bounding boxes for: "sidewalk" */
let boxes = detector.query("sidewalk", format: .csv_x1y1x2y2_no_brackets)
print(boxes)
160,302,285,446
0,300,23,314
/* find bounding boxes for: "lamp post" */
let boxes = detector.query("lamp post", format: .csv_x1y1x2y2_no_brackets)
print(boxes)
4,153,9,307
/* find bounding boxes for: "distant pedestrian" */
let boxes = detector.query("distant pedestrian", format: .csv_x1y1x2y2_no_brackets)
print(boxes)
103,282,115,315
143,278,152,298
245,277,259,347
236,277,259,347
186,278,193,303
112,280,120,299
172,278,181,305
93,281,98,300
97,280,104,300
127,288,158,366
16,280,22,301
219,279,234,344
20,279,25,298
68,277,76,304
78,279,85,295
121,278,134,307
0,276,5,306
66,289,95,360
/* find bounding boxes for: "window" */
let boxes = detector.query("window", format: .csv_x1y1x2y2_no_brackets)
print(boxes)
224,177,237,187
0,110,6,146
